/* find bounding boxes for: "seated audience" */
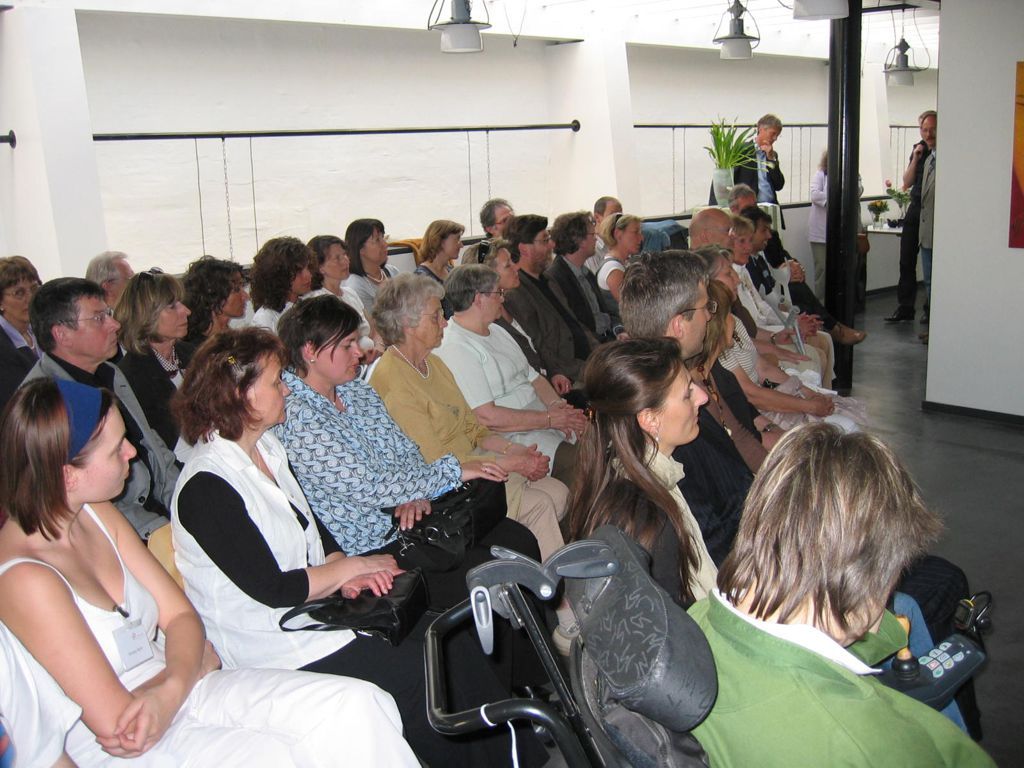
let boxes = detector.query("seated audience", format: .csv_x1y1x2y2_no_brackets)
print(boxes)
171,327,544,767
415,219,463,317
595,212,644,304
25,278,178,538
369,274,579,650
690,423,994,768
0,378,417,767
85,250,133,310
546,211,625,342
462,238,568,389
250,237,313,333
437,265,586,487
0,256,42,409
272,297,542,608
569,338,717,605
344,218,397,314
479,197,515,240
115,270,195,451
503,214,597,387
620,251,752,566
182,256,249,344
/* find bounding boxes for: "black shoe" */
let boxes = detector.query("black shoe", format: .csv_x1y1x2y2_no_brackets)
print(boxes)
885,307,914,322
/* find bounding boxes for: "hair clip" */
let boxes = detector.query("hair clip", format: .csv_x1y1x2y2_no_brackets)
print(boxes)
227,355,237,365
584,406,596,423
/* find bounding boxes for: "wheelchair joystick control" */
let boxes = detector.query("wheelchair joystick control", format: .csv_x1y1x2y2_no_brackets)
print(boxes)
892,615,920,682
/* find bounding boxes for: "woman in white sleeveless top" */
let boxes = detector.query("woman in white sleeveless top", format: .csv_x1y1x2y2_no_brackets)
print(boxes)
0,378,416,767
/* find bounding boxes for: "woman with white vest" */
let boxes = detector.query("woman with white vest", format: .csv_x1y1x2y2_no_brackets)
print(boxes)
0,377,416,767
171,327,546,768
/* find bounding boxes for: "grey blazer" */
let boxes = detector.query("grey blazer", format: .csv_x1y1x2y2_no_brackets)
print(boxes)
918,153,937,249
22,354,178,538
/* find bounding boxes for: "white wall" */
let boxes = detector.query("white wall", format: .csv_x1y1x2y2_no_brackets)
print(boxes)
925,0,1024,417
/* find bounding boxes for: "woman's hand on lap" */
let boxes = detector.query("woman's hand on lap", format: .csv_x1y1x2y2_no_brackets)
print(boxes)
393,499,431,530
340,570,395,598
460,460,509,483
550,375,572,395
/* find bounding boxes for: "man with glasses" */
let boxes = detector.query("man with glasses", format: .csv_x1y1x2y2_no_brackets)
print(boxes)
546,211,624,343
503,215,598,389
479,198,515,240
22,278,179,539
620,251,752,565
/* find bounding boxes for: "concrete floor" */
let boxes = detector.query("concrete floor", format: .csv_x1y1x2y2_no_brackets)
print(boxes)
853,291,1023,766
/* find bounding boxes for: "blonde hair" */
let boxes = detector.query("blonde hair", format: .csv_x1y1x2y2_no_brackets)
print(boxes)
114,271,185,355
598,212,642,249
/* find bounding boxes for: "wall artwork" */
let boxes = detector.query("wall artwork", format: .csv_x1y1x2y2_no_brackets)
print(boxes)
1011,61,1024,248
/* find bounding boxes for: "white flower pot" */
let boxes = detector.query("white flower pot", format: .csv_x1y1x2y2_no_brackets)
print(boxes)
712,168,734,206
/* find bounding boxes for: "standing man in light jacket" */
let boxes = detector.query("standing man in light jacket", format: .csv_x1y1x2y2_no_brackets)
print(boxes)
23,277,178,538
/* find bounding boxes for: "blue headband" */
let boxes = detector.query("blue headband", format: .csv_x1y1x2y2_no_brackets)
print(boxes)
56,380,103,461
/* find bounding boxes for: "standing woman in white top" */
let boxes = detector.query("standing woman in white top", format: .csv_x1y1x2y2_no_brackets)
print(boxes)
343,218,398,315
808,150,829,300
0,378,416,767
250,236,314,333
596,212,644,303
567,338,719,605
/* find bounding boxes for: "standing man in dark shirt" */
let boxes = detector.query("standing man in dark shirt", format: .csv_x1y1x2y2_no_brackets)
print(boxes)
887,110,936,323
22,278,179,538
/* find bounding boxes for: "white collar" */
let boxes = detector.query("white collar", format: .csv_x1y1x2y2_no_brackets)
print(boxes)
713,590,880,676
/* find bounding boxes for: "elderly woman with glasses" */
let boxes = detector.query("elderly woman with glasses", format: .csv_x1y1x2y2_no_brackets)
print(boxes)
182,256,249,344
115,270,195,451
435,265,586,488
0,256,42,408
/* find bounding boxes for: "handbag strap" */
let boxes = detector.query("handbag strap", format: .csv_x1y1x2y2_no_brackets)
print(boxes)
279,597,352,632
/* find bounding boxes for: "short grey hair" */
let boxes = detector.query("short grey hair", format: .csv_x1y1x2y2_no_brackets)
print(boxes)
620,251,707,339
728,183,756,204
85,251,129,285
444,265,499,313
757,113,783,131
371,273,444,347
479,198,512,231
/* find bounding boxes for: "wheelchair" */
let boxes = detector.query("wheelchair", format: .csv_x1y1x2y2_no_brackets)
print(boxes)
424,525,987,767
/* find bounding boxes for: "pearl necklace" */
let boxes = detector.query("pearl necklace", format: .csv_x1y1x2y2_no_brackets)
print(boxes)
391,345,429,379
365,268,386,284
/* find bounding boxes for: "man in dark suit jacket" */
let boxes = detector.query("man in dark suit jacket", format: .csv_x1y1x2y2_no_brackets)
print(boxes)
503,214,598,386
545,211,624,343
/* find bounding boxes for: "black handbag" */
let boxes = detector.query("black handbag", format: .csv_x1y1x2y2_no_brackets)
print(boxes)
382,479,508,573
278,569,428,646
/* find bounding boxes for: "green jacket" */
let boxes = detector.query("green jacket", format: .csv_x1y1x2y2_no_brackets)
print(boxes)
689,593,994,767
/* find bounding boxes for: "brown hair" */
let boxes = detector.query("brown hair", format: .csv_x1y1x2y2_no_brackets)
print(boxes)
0,256,41,294
0,380,114,540
719,423,943,638
250,237,314,312
114,270,186,355
174,328,287,444
568,338,699,604
698,280,734,366
418,220,464,266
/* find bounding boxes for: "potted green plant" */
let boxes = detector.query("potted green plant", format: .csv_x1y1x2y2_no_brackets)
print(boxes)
705,118,757,206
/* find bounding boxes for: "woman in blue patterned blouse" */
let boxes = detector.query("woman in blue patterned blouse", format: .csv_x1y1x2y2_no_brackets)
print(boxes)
274,294,542,610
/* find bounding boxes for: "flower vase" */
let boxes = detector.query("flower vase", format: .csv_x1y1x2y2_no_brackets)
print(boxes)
712,168,733,207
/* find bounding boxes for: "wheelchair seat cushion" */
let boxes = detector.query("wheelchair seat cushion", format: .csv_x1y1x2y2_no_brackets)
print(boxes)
565,525,717,732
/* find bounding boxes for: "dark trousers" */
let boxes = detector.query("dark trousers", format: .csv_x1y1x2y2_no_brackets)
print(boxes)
897,221,921,310
302,613,548,767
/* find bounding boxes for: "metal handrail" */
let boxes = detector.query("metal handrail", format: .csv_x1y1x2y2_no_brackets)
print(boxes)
93,120,581,143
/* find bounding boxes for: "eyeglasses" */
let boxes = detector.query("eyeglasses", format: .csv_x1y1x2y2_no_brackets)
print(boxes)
480,288,506,298
76,307,115,327
679,299,718,318
2,282,40,301
532,234,552,246
369,233,390,245
421,309,445,324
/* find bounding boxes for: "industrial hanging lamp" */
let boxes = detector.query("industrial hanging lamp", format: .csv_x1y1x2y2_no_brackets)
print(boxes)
713,0,760,60
884,10,924,86
428,0,492,53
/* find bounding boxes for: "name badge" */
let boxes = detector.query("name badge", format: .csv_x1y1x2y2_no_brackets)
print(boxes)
113,620,154,671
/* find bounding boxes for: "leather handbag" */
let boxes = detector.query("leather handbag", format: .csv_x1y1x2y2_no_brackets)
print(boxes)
383,479,508,573
278,569,428,646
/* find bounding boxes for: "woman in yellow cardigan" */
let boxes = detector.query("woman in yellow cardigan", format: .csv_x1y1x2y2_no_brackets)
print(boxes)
369,273,579,653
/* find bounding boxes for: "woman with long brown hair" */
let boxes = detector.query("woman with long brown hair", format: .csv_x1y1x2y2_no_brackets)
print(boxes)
567,338,716,606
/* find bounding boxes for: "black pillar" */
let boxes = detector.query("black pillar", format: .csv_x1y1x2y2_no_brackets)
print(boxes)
824,0,862,392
